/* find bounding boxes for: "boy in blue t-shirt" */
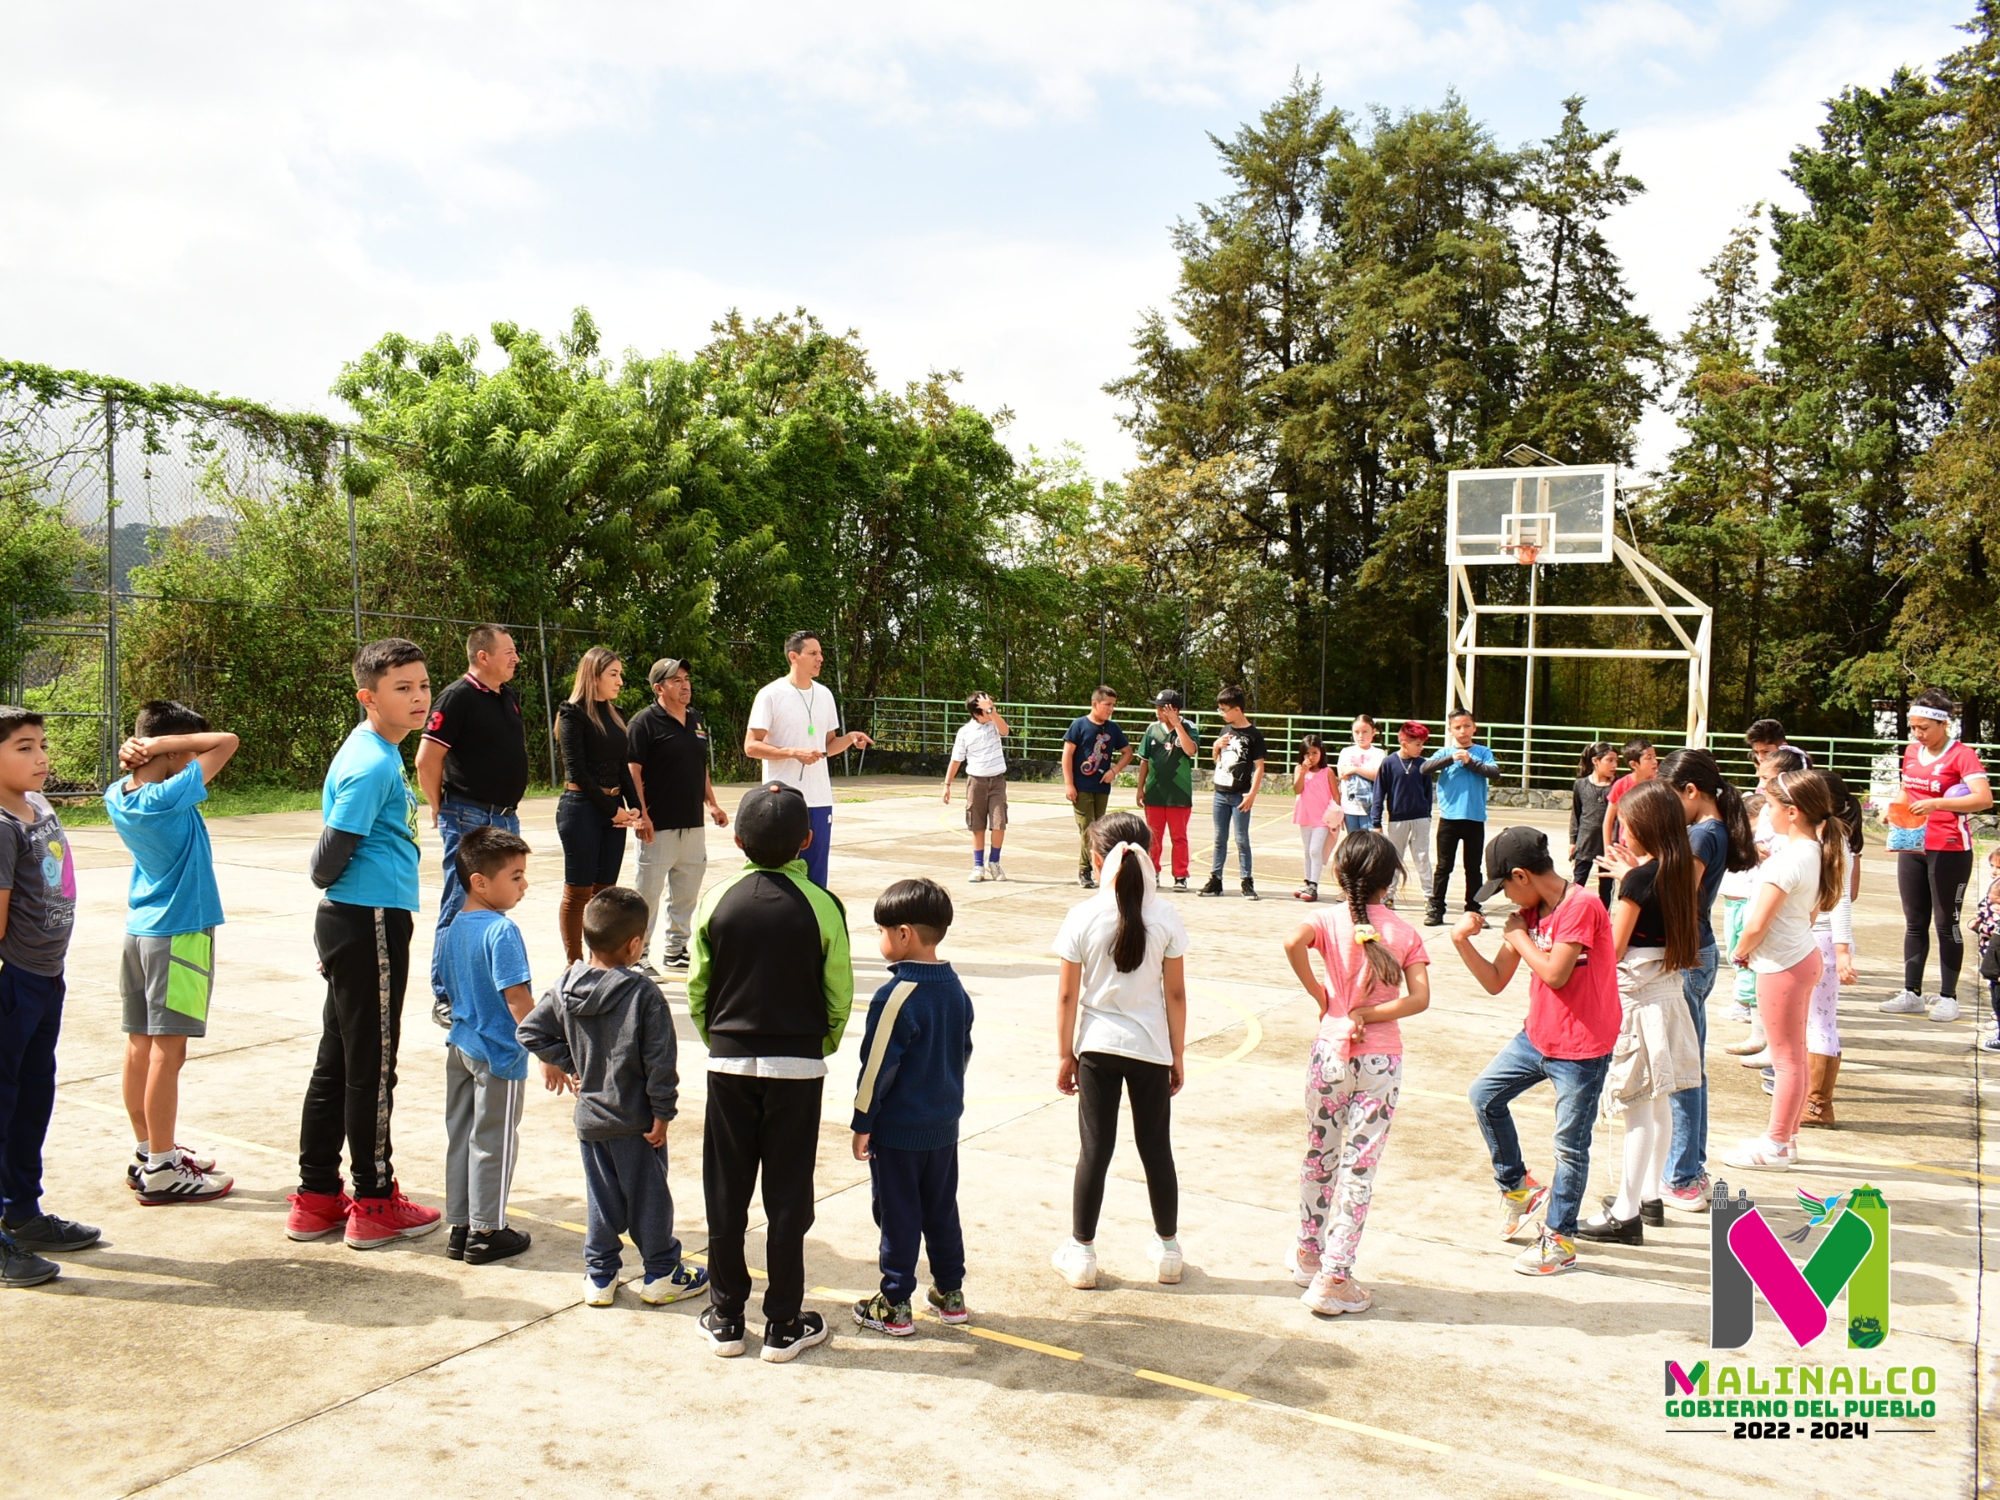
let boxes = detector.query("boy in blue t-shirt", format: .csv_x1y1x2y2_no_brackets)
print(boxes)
432,824,536,1265
289,638,442,1250
1061,687,1132,887
1423,709,1502,926
849,877,974,1337
104,702,240,1206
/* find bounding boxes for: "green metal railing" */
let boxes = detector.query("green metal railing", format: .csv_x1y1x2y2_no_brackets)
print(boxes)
848,696,1992,796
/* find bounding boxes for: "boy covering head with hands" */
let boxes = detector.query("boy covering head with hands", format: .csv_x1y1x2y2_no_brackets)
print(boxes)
943,693,1011,883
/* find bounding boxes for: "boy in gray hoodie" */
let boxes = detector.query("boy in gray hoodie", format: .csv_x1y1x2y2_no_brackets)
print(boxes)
517,887,708,1308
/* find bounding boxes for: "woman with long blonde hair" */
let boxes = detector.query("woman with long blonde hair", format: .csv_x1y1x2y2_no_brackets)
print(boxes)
555,647,641,961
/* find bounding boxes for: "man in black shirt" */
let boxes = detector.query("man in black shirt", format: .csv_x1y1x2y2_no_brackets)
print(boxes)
416,625,531,944
627,658,729,977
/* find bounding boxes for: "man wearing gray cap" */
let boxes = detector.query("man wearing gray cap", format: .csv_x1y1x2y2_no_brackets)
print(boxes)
626,658,728,978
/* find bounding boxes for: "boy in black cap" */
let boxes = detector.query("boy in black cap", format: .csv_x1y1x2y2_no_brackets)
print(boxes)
686,782,853,1361
1451,826,1619,1277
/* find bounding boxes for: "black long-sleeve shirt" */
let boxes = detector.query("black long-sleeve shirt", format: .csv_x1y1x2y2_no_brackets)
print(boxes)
557,701,635,817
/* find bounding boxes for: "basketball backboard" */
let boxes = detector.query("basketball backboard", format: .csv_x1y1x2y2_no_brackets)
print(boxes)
1446,464,1616,566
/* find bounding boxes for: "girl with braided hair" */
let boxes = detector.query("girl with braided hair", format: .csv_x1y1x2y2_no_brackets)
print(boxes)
1280,830,1431,1316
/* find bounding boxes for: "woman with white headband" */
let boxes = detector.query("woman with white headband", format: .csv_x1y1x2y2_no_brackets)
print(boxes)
1050,811,1190,1290
1881,690,1992,1025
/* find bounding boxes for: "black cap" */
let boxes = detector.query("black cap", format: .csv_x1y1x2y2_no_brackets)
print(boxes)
1473,826,1555,905
736,781,809,863
1152,689,1184,710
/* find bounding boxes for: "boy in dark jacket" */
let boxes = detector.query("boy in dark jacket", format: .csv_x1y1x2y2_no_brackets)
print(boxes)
517,887,707,1308
849,877,974,1337
686,782,853,1362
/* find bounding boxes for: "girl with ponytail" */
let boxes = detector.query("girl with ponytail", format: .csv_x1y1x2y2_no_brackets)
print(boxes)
1654,746,1760,1206
1724,769,1847,1171
1798,772,1865,1128
1575,782,1703,1244
1280,830,1432,1315
1051,812,1190,1291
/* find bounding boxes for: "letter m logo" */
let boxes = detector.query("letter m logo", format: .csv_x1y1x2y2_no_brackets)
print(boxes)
1665,1361,1708,1396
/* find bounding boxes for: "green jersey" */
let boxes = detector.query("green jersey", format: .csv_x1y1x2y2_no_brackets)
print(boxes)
1138,721,1195,808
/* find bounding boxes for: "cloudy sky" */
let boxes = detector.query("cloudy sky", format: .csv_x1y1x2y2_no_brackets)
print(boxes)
0,1,1976,479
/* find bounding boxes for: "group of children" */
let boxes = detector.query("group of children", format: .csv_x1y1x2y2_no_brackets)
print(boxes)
3,654,1985,1333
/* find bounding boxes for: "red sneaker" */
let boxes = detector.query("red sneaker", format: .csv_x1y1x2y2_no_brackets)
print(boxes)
344,1184,442,1250
286,1188,353,1241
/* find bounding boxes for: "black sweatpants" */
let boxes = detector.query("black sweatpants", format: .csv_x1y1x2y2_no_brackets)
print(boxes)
299,901,413,1199
1433,818,1486,914
702,1071,822,1325
1899,848,1975,999
1072,1052,1177,1242
871,1142,965,1304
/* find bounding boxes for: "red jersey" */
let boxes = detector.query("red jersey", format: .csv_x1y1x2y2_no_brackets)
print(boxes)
1901,740,1989,853
1521,883,1620,1059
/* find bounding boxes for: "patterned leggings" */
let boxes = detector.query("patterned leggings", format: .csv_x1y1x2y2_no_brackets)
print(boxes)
1298,1045,1402,1276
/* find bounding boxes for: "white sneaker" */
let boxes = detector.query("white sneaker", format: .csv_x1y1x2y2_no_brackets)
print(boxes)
583,1274,618,1306
1149,1236,1184,1284
1723,1136,1797,1171
1300,1269,1371,1314
1880,989,1927,1014
986,862,1008,881
1285,1243,1321,1288
1721,1001,1753,1023
967,865,990,883
1928,994,1962,1023
1051,1238,1098,1289
1738,1048,1772,1068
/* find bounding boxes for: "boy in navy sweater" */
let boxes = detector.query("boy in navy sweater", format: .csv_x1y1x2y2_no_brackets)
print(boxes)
850,877,974,1336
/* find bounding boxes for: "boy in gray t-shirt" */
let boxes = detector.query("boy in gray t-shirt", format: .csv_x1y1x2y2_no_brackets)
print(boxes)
0,706,100,1288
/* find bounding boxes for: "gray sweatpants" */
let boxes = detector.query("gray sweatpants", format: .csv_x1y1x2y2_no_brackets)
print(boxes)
635,826,706,962
444,1045,524,1232
1381,817,1434,905
581,1134,682,1279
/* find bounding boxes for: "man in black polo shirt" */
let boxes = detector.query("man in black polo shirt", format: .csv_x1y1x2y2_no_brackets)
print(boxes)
627,657,728,978
416,625,531,949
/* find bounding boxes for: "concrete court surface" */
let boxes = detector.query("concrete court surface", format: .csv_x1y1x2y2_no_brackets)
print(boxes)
3,774,1991,1500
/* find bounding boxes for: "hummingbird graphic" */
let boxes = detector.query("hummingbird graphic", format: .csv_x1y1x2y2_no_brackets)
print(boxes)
1785,1189,1848,1244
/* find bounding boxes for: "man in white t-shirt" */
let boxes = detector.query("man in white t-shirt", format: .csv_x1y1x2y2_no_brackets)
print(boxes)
745,631,873,888
943,692,1011,884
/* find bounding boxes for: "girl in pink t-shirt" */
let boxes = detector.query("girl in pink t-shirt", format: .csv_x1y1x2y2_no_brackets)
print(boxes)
1280,830,1431,1316
1292,734,1335,902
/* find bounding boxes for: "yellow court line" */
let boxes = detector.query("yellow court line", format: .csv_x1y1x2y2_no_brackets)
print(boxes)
1136,1368,1251,1401
966,1326,1083,1362
1282,1408,1454,1454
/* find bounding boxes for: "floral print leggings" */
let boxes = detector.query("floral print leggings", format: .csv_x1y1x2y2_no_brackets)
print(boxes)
1298,1044,1402,1276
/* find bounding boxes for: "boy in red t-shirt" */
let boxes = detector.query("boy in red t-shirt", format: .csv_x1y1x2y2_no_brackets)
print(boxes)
1453,826,1620,1277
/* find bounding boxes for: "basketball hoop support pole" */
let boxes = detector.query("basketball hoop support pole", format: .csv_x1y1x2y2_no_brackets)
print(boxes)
1520,561,1537,788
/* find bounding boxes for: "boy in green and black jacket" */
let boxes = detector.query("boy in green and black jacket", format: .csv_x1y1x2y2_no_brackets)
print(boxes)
686,781,852,1363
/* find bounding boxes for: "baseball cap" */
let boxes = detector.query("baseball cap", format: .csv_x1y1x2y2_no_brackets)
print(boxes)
1472,826,1555,906
1152,689,1184,710
736,781,809,865
648,657,688,686
1397,720,1429,741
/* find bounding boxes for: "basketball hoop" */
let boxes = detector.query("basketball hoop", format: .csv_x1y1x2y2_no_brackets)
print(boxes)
1499,513,1551,567
1507,541,1540,566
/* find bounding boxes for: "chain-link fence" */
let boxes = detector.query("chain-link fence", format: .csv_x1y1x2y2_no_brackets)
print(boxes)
1,366,612,794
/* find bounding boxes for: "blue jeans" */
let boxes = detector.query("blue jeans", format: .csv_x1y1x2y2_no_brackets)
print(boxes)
0,963,64,1222
1468,1030,1610,1237
806,806,833,888
1667,943,1718,1189
1209,789,1251,880
435,800,523,998
580,1134,683,1280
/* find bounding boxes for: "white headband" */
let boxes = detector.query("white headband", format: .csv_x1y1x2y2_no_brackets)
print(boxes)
1909,705,1952,723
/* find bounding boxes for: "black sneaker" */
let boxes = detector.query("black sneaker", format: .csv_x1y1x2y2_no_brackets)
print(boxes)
1574,1210,1643,1245
761,1309,831,1363
447,1225,469,1260
634,959,663,981
1241,880,1260,902
0,1232,59,1288
661,951,690,971
0,1213,101,1253
1422,908,1446,928
464,1226,532,1265
1078,873,1097,890
1198,876,1224,897
700,1305,747,1358
1173,877,1188,892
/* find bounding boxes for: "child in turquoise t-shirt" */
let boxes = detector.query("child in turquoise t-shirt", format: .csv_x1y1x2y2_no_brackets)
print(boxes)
105,701,240,1205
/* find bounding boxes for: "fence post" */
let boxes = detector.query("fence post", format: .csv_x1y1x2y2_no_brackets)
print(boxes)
102,394,118,788
537,614,558,786
343,434,361,647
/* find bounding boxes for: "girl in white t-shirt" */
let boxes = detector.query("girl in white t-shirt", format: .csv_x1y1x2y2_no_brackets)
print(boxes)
1280,830,1430,1316
1331,716,1386,847
1724,770,1848,1171
1051,811,1190,1290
